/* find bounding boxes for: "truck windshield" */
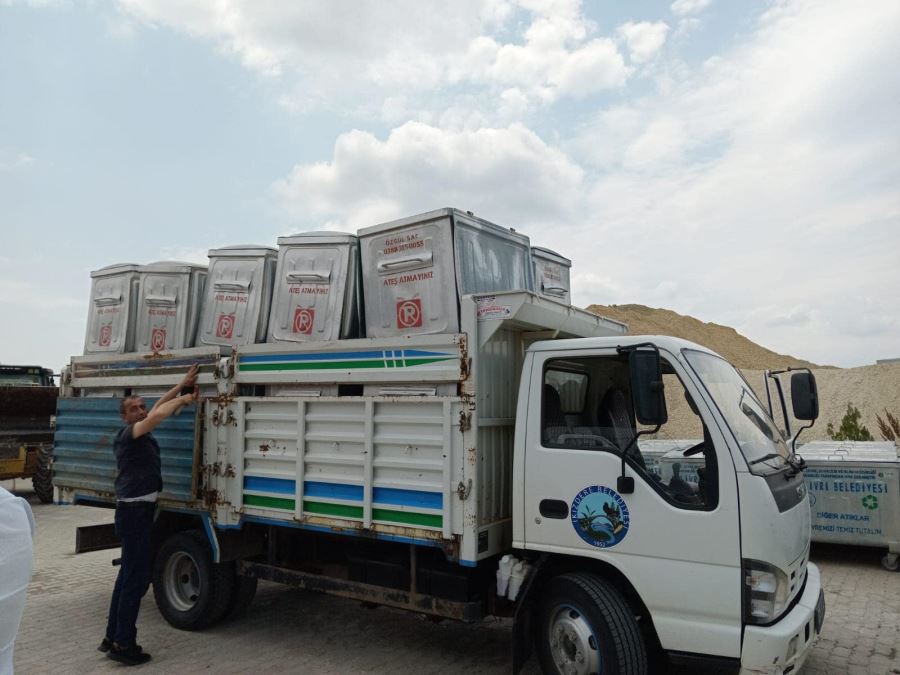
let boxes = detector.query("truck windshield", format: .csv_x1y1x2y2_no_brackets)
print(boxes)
683,349,790,475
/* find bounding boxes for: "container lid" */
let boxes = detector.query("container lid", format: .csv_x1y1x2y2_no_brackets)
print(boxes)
357,207,529,247
90,263,141,277
532,246,572,266
799,440,900,462
208,245,277,258
277,231,358,246
140,260,208,273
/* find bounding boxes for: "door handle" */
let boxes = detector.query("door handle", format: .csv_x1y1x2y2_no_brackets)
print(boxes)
539,499,569,519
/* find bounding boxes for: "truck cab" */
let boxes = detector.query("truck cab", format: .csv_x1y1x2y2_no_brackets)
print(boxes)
513,335,825,674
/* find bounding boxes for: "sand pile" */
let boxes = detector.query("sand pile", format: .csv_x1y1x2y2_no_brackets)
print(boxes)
587,304,822,370
587,304,899,443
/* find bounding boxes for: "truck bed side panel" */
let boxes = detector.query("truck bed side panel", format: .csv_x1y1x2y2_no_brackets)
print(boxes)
218,397,465,548
53,397,199,503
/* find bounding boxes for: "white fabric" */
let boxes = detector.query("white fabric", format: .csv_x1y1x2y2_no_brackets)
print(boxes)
118,491,158,503
0,487,35,675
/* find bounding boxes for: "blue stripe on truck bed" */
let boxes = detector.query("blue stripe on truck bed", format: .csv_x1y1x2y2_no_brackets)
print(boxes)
242,477,443,509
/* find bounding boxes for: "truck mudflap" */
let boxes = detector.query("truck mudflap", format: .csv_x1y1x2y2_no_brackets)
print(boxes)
741,562,824,674
511,554,547,675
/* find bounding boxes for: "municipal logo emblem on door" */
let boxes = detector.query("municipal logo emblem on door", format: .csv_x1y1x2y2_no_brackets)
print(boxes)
98,324,112,347
571,486,630,548
151,327,167,351
216,313,235,339
396,298,423,329
293,308,315,335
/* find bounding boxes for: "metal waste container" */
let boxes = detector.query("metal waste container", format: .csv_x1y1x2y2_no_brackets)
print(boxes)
531,246,571,303
134,261,207,352
358,208,532,338
800,440,900,570
198,245,277,347
83,263,141,355
267,232,363,343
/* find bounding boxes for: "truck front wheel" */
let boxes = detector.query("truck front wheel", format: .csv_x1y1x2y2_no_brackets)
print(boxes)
152,530,235,630
537,573,647,675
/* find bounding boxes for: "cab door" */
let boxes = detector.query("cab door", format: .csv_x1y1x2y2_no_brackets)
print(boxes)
522,347,743,659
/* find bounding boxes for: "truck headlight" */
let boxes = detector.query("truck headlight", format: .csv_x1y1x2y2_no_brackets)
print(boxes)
743,559,789,624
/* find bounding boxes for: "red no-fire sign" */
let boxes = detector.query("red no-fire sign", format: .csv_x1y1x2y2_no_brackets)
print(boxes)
396,298,423,329
151,327,167,351
293,308,315,335
216,313,235,339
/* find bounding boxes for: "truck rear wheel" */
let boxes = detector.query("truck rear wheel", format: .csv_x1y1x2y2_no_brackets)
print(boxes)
537,573,647,675
152,530,235,630
32,447,54,504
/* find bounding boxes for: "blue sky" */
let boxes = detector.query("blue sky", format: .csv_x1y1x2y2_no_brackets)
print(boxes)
1,0,898,369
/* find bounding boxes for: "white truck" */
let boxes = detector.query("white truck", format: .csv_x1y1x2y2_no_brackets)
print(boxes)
53,287,825,674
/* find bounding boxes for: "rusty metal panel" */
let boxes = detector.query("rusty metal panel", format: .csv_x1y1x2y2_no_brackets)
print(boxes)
239,561,483,622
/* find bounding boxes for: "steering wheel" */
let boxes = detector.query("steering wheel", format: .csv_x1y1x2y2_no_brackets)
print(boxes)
682,441,705,457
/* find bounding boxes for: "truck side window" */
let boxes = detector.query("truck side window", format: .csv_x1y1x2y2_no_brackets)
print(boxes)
541,357,718,509
636,361,718,510
541,367,588,445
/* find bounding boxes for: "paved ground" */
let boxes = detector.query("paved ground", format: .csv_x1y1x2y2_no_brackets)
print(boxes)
5,480,900,675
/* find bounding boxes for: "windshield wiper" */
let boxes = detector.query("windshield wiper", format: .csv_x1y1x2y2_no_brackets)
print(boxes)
748,453,784,467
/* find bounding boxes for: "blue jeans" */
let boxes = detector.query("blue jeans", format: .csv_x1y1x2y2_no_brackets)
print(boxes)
105,502,154,647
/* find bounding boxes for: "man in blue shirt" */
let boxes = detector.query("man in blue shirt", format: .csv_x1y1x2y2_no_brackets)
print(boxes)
100,365,198,666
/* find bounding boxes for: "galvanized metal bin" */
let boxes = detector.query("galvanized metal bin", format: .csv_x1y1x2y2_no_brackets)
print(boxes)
267,232,363,344
531,246,571,303
800,440,900,569
358,208,532,338
84,263,141,355
198,245,277,347
134,261,207,352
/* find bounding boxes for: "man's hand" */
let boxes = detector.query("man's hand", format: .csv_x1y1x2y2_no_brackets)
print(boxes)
151,364,200,415
134,392,198,439
179,364,199,394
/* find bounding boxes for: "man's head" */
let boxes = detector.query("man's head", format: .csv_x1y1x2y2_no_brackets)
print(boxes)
120,395,147,424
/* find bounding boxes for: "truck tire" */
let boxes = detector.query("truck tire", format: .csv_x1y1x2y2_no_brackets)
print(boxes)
536,572,647,675
152,530,235,630
32,447,54,504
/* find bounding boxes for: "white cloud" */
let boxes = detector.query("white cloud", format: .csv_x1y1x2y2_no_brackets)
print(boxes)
566,0,900,366
617,21,670,64
670,0,713,17
0,151,35,170
113,0,629,114
272,122,584,229
551,38,629,96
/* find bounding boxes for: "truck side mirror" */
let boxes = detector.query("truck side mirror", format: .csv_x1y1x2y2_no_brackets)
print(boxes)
791,372,819,421
629,350,668,426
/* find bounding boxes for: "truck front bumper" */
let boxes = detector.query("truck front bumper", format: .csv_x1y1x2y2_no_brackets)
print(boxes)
741,562,825,675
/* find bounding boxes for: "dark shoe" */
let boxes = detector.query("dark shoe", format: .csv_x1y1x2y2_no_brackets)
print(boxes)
98,637,142,653
106,643,151,666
